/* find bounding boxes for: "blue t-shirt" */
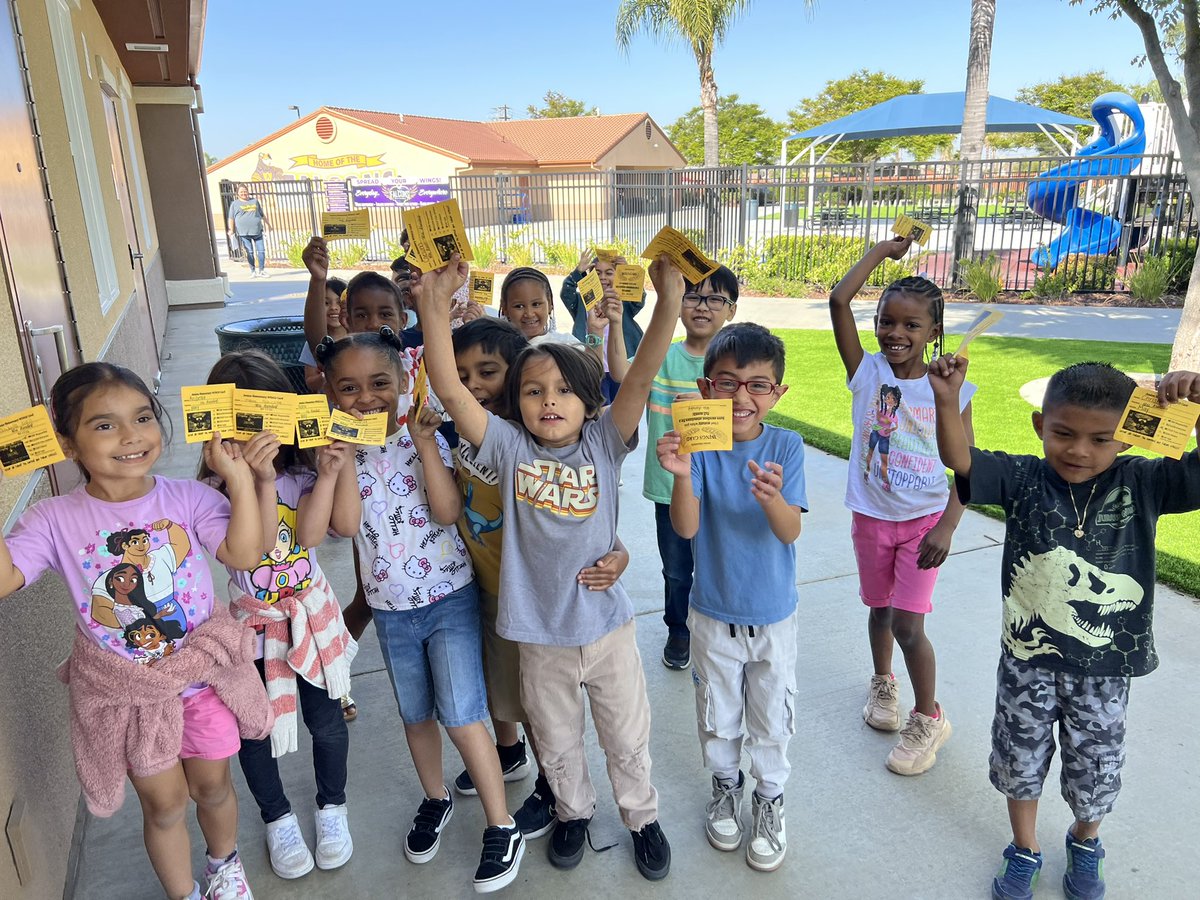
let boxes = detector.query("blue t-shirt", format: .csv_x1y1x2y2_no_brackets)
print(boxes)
689,423,808,625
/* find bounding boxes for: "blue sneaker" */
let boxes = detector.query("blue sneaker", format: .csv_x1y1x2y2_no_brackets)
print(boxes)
1063,831,1106,900
992,844,1043,900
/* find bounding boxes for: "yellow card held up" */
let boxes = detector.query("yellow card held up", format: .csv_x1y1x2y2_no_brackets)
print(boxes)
956,308,1005,359
893,213,932,246
642,226,718,284
411,358,430,421
295,395,332,449
232,389,298,445
327,408,389,445
321,209,371,242
401,198,473,271
0,404,65,475
593,247,620,263
614,264,645,302
577,269,604,312
1113,387,1197,459
470,271,495,305
181,384,235,444
672,399,733,453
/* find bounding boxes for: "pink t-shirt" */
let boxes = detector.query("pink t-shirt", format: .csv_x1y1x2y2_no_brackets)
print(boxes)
7,477,230,672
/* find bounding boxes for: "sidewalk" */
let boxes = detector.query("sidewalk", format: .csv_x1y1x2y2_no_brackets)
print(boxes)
74,264,1197,899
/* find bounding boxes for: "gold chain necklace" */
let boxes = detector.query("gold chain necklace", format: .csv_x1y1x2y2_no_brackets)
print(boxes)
1067,483,1097,538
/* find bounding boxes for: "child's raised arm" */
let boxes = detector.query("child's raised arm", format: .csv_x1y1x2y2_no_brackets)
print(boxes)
829,236,913,379
603,295,630,384
412,256,488,447
409,408,463,526
302,237,331,353
917,402,974,570
928,355,973,478
206,435,267,571
298,441,361,547
609,255,684,443
657,430,699,539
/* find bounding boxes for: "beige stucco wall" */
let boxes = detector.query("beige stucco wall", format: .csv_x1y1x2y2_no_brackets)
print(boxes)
598,118,686,169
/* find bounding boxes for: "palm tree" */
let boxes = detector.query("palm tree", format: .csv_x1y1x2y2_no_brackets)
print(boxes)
952,0,997,285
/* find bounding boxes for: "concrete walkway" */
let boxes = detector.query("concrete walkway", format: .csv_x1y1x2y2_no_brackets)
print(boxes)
74,263,1197,899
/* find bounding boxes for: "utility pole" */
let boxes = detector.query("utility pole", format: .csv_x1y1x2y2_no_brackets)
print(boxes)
492,104,512,121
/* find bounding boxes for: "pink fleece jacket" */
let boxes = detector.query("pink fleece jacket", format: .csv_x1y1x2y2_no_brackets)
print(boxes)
56,603,273,817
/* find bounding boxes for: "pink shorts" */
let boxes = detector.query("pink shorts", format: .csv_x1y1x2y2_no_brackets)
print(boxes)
850,511,943,614
178,687,241,760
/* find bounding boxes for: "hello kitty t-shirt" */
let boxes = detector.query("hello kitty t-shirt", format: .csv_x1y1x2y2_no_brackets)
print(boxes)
6,477,229,678
353,424,473,611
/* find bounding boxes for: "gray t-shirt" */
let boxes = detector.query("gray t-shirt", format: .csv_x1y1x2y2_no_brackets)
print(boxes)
229,197,264,236
477,409,636,646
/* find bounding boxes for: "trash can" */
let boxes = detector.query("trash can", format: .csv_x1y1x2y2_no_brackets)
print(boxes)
747,197,759,220
783,203,800,228
214,316,309,393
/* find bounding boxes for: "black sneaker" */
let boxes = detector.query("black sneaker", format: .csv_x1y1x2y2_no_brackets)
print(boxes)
473,820,525,894
514,774,557,839
662,634,691,670
631,820,671,880
404,789,453,864
547,816,591,869
455,739,532,796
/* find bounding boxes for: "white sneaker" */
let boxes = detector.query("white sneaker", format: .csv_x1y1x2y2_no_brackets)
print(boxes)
264,813,314,879
204,852,254,898
863,673,901,731
746,792,786,872
705,772,744,851
886,704,952,775
314,804,354,870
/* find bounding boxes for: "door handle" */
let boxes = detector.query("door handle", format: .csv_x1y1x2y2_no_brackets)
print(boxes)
128,246,144,266
24,321,69,402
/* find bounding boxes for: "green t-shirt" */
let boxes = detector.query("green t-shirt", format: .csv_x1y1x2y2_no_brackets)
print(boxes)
643,341,706,504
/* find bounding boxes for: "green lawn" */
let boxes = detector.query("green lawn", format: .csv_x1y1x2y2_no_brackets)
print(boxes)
766,330,1200,598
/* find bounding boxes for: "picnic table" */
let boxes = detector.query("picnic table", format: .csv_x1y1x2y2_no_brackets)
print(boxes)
914,203,955,224
816,206,859,228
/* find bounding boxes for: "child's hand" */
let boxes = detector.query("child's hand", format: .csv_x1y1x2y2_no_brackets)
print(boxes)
303,237,329,279
460,300,485,324
916,518,955,569
577,547,629,591
408,406,443,443
601,293,623,324
648,254,684,300
1157,370,1200,406
875,235,913,260
748,460,784,507
316,440,351,477
656,431,690,477
586,302,608,335
412,253,468,315
576,249,595,273
204,434,253,486
241,431,280,485
927,354,968,399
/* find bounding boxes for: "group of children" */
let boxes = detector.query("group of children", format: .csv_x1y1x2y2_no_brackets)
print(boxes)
0,231,1197,900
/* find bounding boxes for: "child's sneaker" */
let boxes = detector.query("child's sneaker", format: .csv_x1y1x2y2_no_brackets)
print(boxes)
404,789,453,864
705,772,745,851
454,738,531,796
886,704,951,775
514,773,557,839
204,851,253,899
264,812,314,879
630,820,671,880
340,694,357,722
314,804,353,870
1063,831,1106,900
863,673,901,731
662,634,691,670
548,816,591,869
992,844,1043,900
746,791,786,872
473,819,525,894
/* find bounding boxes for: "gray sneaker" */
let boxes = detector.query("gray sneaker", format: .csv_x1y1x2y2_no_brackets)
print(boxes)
704,772,744,851
863,673,901,731
746,792,786,872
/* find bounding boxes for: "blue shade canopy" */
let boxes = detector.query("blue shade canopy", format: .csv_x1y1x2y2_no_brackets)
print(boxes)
785,93,1092,141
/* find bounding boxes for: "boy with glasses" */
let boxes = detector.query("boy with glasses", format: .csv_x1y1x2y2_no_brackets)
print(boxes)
655,322,806,872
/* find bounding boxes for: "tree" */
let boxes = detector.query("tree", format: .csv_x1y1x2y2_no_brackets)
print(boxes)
204,151,219,168
668,94,785,165
952,0,996,286
989,71,1133,154
1075,0,1199,370
526,90,598,119
786,70,954,163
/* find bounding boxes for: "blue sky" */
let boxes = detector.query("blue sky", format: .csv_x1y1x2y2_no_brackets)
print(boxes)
199,0,1157,159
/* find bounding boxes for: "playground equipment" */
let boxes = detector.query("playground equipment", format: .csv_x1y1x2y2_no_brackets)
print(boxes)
1028,92,1146,268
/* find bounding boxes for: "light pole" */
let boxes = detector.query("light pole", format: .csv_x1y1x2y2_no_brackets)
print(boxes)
288,105,300,119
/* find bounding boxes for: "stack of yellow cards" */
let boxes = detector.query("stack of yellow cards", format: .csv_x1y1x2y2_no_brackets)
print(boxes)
892,213,932,246
321,210,371,242
0,405,65,476
328,409,389,445
182,386,390,447
577,269,604,312
402,198,473,271
642,226,718,284
672,399,733,453
470,272,495,305
1113,387,1196,459
614,264,645,302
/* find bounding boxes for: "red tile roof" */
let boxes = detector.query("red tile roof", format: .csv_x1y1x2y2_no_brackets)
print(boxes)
331,109,536,165
489,113,648,164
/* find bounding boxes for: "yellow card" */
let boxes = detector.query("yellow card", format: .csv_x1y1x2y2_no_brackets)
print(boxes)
614,264,645,302
232,389,298,445
411,358,430,420
672,399,733,453
641,226,718,284
469,271,495,305
892,213,932,246
295,395,332,449
1113,387,1197,459
327,408,389,445
956,308,1005,359
181,384,235,444
0,405,65,476
577,269,604,312
593,248,620,263
321,209,371,242
401,198,473,271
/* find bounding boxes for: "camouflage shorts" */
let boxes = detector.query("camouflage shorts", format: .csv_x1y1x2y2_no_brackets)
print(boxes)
989,654,1130,822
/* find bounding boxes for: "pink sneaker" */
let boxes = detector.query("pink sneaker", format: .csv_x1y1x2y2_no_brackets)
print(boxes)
204,852,253,899
885,704,951,775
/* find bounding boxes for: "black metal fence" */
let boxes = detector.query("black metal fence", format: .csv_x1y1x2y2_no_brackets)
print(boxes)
220,155,1196,294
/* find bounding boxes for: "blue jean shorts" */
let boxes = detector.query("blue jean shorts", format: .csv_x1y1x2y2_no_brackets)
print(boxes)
373,581,488,727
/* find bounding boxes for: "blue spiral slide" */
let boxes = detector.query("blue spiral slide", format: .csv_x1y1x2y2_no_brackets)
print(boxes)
1027,92,1146,269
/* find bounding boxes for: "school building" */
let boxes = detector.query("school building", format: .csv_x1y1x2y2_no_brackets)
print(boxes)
0,2,219,896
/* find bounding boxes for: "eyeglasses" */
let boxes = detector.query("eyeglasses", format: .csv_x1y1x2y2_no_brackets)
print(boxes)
683,293,734,310
705,377,779,396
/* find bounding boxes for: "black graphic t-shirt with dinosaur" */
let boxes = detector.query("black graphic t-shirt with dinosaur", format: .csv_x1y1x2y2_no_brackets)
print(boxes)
960,447,1200,677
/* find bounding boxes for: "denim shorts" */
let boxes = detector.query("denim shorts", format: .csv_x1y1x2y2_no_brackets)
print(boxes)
373,581,488,727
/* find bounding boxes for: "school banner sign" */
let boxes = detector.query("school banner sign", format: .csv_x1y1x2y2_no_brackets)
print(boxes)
350,179,452,206
290,153,385,170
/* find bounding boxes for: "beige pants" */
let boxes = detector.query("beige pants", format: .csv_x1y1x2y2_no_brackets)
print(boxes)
519,618,658,830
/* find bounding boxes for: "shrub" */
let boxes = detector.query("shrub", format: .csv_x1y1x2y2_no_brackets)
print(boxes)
724,235,913,294
681,228,706,249
473,229,497,269
540,239,580,271
1161,237,1196,295
328,242,368,269
1056,254,1117,291
957,253,1003,302
382,238,406,262
506,228,535,267
1027,267,1073,300
280,231,309,269
1126,254,1172,304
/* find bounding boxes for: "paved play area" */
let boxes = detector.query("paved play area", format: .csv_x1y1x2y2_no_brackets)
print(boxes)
72,263,1197,899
